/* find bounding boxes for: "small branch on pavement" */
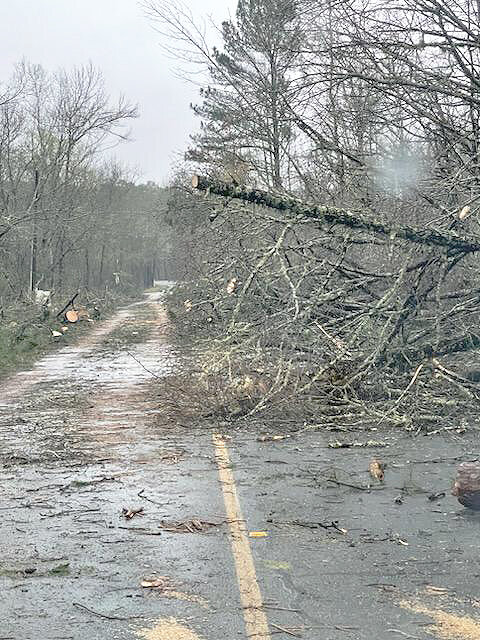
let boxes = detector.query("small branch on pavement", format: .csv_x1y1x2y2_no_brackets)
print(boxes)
262,605,301,613
316,473,382,492
118,526,162,535
126,351,161,378
271,622,303,637
137,488,165,506
73,602,142,620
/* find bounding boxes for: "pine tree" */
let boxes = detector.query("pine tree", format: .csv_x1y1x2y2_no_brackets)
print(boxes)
187,0,301,189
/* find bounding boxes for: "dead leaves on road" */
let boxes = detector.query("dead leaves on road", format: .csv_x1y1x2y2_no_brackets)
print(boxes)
122,506,144,520
120,503,219,533
158,519,218,534
369,458,386,482
141,577,209,608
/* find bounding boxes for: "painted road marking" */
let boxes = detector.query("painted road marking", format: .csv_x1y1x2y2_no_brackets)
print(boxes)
213,434,271,640
136,617,204,640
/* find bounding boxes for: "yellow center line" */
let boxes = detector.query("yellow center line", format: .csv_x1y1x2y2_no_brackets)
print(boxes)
213,434,271,640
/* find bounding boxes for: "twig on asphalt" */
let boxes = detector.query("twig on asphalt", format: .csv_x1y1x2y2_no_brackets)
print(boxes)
262,605,301,613
126,351,161,378
406,455,478,464
310,467,386,492
137,488,165,506
323,476,379,491
269,519,347,533
73,602,142,620
387,629,420,639
118,526,162,535
271,622,303,637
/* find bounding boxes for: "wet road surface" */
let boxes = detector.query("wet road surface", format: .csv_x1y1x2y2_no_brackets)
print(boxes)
1,294,480,639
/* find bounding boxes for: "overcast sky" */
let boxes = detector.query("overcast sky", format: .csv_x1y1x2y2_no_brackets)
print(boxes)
0,0,236,184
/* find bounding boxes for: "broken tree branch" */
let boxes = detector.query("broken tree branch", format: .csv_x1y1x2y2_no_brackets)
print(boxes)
191,175,480,254
56,292,79,318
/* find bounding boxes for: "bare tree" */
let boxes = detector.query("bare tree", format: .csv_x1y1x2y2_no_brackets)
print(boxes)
0,60,174,301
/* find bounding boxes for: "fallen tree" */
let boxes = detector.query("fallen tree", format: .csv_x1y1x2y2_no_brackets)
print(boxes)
160,177,480,432
191,175,480,255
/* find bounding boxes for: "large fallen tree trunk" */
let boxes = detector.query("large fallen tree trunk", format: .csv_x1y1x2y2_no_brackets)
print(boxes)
191,175,480,254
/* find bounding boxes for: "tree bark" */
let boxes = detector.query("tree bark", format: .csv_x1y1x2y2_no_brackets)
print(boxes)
191,175,480,254
29,169,39,291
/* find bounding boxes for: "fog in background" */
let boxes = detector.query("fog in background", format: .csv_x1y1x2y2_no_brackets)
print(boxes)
0,0,236,183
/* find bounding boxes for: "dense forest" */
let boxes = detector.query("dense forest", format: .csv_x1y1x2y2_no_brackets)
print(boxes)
0,61,174,303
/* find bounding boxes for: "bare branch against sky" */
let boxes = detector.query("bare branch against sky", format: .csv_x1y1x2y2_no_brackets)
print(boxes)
0,0,236,184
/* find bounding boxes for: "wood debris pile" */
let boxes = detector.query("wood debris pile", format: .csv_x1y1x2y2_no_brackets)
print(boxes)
162,177,480,432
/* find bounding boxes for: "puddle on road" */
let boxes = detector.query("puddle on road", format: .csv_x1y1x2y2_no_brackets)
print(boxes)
136,618,205,640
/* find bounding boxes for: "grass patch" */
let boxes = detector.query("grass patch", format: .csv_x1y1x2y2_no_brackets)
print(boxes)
0,567,22,578
48,563,70,576
0,312,61,377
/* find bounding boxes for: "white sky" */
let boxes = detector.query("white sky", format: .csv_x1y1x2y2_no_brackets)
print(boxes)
0,0,237,184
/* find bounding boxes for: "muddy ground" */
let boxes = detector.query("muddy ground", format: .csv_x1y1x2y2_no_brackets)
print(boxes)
1,293,480,640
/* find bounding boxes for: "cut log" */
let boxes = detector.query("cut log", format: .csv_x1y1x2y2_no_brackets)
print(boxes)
65,309,79,323
191,175,480,254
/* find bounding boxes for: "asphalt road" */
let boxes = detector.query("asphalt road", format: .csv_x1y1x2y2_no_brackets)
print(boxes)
1,294,480,640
